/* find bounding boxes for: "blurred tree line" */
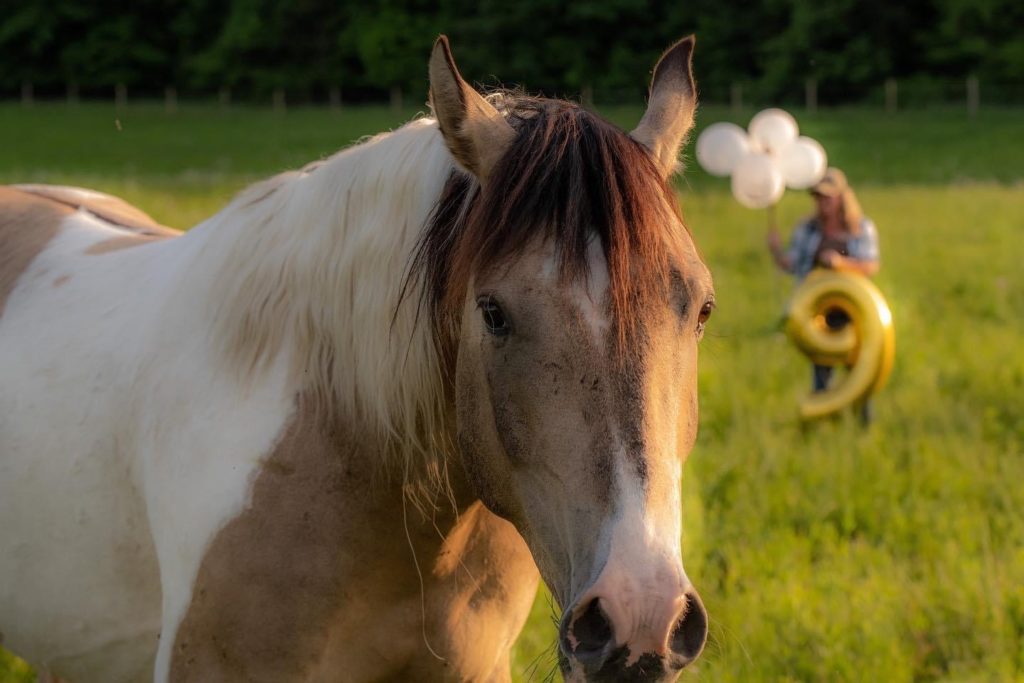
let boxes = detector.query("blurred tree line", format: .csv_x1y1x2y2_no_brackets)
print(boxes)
1,0,1021,104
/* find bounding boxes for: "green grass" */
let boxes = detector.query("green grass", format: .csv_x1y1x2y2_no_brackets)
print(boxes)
681,186,1024,681
1,102,1022,682
0,648,34,683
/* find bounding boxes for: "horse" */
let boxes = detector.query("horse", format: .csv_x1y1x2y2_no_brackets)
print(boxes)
0,35,714,683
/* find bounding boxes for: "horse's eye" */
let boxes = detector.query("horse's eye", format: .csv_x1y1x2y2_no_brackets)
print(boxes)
478,297,510,337
697,300,715,336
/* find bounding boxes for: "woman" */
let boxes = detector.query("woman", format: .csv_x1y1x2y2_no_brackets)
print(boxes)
767,167,880,422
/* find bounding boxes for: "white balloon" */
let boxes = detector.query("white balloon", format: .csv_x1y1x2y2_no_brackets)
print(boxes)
778,136,828,189
695,122,750,177
731,152,785,209
748,108,799,155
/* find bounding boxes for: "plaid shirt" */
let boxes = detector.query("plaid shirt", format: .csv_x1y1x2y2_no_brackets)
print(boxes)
786,217,880,280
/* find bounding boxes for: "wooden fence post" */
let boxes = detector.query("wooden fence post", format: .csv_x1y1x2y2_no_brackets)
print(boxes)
115,83,127,112
730,83,743,114
165,86,178,114
329,85,342,112
21,82,33,107
885,78,898,113
273,88,286,112
966,75,979,119
581,83,594,109
390,85,403,112
805,78,818,113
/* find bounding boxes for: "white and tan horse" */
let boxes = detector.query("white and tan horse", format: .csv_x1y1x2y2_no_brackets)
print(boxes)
0,36,714,682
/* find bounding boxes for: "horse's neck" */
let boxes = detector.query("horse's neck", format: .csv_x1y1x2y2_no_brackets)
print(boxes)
177,118,456,457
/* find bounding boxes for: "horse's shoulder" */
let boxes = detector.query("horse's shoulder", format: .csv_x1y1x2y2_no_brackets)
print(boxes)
169,400,370,679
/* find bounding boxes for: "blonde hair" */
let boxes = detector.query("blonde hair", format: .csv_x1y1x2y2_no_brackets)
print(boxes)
838,186,863,236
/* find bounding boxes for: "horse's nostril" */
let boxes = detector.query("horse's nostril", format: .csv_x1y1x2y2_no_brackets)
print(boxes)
670,591,708,664
570,598,614,655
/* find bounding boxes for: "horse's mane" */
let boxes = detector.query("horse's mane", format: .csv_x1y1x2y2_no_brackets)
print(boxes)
407,94,685,356
205,118,454,471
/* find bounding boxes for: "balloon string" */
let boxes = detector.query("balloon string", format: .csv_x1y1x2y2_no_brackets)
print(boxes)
767,203,786,318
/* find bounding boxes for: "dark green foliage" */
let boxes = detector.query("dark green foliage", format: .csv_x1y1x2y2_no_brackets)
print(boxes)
0,1,1021,103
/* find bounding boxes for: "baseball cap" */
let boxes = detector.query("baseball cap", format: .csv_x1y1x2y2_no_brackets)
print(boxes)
810,167,848,197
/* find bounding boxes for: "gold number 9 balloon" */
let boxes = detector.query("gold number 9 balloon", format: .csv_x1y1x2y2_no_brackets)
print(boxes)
784,269,895,419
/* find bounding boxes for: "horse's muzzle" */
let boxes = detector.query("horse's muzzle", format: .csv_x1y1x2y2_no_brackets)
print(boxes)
558,588,707,682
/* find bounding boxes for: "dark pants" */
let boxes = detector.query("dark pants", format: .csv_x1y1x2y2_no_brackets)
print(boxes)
812,364,873,426
812,364,833,393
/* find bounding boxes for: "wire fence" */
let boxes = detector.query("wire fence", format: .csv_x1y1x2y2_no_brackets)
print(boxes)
696,77,1024,113
8,77,1024,114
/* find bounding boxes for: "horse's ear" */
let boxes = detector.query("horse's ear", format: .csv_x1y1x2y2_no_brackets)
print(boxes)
429,36,515,183
631,35,698,178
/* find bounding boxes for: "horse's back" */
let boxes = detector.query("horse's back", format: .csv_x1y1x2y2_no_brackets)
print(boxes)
7,184,177,237
0,184,170,681
0,183,179,311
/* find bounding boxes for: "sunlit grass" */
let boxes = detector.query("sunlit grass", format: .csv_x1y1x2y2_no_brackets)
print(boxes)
0,646,35,682
675,185,1024,682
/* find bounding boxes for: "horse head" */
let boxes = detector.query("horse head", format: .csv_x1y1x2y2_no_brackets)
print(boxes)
421,36,713,681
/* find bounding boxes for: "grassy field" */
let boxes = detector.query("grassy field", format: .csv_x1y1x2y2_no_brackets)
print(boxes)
1,102,1022,682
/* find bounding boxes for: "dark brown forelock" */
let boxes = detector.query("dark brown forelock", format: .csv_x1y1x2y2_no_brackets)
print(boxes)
407,95,684,355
